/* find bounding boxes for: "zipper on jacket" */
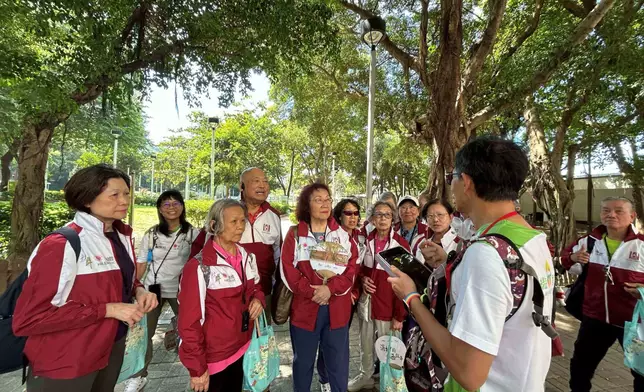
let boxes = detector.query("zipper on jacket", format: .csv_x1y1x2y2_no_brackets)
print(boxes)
604,279,610,324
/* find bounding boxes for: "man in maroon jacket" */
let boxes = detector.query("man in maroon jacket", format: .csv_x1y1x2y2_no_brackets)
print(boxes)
562,197,644,392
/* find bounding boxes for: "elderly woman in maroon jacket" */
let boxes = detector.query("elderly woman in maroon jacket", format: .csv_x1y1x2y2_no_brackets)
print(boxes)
13,164,157,392
281,183,358,392
178,199,264,392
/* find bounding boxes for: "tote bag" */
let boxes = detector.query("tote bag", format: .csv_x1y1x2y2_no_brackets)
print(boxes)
243,313,280,391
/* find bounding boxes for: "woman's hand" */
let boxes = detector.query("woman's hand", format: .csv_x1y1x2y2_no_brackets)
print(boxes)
386,266,418,301
625,282,644,299
105,303,144,327
248,298,264,321
392,319,403,331
190,370,209,392
135,287,159,313
311,285,331,305
361,276,377,294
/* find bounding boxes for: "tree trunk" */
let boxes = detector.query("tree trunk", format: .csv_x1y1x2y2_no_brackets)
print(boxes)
425,0,466,199
286,150,295,198
613,140,644,230
524,96,577,259
587,153,593,231
0,138,20,192
7,119,58,282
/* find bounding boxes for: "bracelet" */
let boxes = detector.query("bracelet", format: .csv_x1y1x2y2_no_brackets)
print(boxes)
403,292,421,308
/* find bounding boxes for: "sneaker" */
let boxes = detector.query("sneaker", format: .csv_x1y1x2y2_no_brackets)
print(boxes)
123,376,148,392
347,374,374,391
320,382,331,392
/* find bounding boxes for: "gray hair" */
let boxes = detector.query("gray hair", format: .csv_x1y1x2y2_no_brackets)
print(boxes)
240,167,261,185
372,200,395,215
204,199,248,235
601,196,634,209
378,191,397,204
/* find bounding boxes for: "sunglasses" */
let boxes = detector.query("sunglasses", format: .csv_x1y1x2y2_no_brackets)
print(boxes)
445,172,461,186
342,210,360,217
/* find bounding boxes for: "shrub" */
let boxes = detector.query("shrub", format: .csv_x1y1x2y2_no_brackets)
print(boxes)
289,211,298,225
0,201,74,258
185,200,215,229
135,194,158,206
45,190,65,203
269,201,293,215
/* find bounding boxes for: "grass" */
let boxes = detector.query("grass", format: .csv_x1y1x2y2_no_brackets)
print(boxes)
128,205,159,250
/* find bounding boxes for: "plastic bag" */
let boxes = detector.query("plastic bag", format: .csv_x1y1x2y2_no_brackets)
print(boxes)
117,313,148,383
380,332,409,392
242,313,280,391
624,287,644,376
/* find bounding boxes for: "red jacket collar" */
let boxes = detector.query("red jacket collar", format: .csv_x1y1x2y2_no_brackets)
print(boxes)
590,224,640,242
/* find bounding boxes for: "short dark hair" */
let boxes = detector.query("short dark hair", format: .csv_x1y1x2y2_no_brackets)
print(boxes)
64,164,130,213
295,182,331,223
421,198,454,218
454,136,528,202
333,198,361,225
156,190,192,236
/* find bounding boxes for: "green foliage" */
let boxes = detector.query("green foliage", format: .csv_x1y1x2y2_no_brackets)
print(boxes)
184,200,215,229
269,201,293,216
45,190,65,203
0,201,74,258
289,211,298,225
135,194,158,206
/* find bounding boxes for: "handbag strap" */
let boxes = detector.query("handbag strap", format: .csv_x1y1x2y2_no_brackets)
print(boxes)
254,312,267,337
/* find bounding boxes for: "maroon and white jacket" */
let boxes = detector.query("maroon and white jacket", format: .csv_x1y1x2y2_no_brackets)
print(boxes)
189,201,282,295
562,224,644,326
394,220,429,243
360,228,410,322
178,240,265,377
280,218,358,331
12,212,143,379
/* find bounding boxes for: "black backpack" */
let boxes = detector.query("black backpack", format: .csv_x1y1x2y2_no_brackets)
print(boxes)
0,227,81,375
564,236,596,321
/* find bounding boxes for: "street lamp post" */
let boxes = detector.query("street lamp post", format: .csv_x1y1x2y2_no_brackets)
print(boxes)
362,16,386,206
208,117,220,199
111,129,123,167
184,156,191,200
150,154,157,193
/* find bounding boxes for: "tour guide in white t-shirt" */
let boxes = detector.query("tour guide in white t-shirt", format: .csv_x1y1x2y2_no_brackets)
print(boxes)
389,136,555,392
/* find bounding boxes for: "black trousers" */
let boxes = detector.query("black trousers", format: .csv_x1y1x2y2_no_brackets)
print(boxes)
570,316,644,392
209,356,243,392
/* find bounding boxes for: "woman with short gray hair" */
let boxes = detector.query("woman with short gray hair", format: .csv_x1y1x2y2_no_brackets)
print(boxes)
178,199,265,392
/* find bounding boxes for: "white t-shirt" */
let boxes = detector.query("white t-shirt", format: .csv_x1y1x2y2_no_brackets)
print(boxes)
447,237,553,392
137,225,200,298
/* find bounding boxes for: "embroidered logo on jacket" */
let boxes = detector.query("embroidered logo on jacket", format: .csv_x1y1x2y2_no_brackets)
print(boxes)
263,224,271,233
630,251,640,261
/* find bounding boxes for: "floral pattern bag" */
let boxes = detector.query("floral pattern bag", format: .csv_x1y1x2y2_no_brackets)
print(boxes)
117,302,148,383
624,287,644,376
243,313,279,392
380,332,409,392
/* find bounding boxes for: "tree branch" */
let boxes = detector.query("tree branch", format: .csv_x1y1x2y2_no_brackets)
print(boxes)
495,0,544,72
419,0,429,75
468,0,616,129
309,62,366,98
464,0,508,92
552,84,590,168
560,0,588,17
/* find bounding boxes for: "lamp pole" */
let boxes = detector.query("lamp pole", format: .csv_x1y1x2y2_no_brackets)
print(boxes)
185,156,191,200
150,154,157,193
111,129,123,167
362,16,386,206
208,117,220,199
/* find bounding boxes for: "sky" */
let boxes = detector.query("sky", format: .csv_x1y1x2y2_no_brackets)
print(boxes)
144,72,271,144
142,74,623,176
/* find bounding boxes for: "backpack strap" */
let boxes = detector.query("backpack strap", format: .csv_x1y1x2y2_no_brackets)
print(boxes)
586,236,596,254
51,227,81,262
480,233,558,339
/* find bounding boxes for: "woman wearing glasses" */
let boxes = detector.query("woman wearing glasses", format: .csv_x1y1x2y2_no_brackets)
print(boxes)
348,201,410,392
412,198,460,260
126,190,200,392
280,183,358,392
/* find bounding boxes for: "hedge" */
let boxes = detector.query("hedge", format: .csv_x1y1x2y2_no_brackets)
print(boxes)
0,201,75,258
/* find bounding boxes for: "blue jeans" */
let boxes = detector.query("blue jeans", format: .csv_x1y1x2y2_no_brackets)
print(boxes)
291,306,349,392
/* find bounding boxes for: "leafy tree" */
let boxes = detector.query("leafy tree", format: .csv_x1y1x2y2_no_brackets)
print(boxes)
1,0,336,277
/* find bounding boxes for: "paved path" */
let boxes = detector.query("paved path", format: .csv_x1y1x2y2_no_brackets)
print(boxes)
0,306,636,392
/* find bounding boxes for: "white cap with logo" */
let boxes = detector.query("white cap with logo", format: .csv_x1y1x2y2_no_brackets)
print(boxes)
397,195,419,208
